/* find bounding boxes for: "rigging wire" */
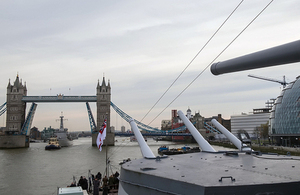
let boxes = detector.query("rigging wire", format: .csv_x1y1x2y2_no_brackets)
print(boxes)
107,138,132,160
147,0,274,126
139,0,245,123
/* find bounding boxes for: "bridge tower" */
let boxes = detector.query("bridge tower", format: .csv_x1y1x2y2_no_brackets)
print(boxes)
0,75,29,148
6,75,27,134
92,77,115,146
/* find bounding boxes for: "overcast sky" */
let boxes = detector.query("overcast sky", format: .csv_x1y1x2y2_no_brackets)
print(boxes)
0,0,299,132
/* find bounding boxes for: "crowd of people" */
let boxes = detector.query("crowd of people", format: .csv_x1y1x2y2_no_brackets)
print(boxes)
68,171,119,195
68,171,120,195
92,171,119,195
68,176,88,190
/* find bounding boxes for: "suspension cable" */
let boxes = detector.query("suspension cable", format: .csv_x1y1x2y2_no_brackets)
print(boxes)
111,101,189,132
140,0,245,123
148,0,274,125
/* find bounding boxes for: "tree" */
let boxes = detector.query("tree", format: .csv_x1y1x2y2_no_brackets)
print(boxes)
261,122,269,139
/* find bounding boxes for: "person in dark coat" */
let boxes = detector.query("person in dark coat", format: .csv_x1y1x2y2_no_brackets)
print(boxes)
70,182,76,187
114,171,119,178
102,184,109,195
82,176,88,190
77,176,84,187
96,172,102,180
108,175,114,189
102,175,108,187
93,178,100,195
113,171,119,189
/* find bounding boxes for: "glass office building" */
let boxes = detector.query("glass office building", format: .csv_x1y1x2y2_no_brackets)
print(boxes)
270,76,300,145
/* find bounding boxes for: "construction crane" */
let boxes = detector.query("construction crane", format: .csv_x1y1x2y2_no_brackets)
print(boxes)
248,74,288,88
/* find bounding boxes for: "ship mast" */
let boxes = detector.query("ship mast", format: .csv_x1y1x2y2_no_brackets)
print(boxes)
56,111,67,131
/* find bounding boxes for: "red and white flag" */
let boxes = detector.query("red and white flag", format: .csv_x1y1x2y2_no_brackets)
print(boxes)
96,119,107,151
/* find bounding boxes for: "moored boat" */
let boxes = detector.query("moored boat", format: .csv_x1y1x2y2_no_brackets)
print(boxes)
158,145,200,155
130,136,147,142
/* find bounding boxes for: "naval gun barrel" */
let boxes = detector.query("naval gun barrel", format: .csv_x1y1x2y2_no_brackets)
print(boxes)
129,119,156,159
211,119,251,152
211,40,300,75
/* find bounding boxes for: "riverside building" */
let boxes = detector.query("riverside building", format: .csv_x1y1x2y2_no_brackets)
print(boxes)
270,76,300,146
231,108,271,138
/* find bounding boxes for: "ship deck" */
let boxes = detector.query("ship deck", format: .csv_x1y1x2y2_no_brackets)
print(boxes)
119,151,300,195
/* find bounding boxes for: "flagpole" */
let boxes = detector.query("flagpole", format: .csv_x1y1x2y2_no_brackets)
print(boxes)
106,139,108,177
105,113,108,178
96,115,108,178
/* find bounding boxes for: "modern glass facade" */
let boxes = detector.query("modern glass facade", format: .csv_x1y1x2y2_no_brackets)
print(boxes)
270,76,300,136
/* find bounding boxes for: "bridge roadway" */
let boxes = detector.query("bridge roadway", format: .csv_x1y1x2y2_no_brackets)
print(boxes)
115,132,192,136
22,95,97,102
21,96,194,137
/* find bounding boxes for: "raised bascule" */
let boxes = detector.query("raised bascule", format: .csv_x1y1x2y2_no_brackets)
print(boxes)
0,76,114,148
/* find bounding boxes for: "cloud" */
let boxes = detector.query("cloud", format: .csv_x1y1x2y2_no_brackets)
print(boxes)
0,0,299,131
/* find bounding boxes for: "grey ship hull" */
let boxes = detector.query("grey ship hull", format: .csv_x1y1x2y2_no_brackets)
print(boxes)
119,152,300,195
57,138,73,147
55,131,73,147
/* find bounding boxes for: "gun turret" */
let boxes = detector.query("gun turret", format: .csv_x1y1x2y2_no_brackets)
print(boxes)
211,40,300,75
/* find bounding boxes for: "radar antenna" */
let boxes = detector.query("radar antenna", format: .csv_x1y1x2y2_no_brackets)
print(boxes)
248,74,288,88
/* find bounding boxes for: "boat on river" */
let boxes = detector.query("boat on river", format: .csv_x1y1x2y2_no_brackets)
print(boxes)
45,137,61,150
158,145,200,155
130,136,147,142
55,113,73,147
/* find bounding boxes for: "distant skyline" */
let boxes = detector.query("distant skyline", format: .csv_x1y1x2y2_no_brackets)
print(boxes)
0,0,299,131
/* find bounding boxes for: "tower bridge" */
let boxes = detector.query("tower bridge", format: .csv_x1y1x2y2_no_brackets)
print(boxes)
0,75,112,148
0,75,219,148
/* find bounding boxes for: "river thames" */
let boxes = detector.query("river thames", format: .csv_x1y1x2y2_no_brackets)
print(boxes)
0,137,232,195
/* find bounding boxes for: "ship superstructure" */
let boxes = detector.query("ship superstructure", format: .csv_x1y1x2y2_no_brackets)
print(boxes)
55,112,73,147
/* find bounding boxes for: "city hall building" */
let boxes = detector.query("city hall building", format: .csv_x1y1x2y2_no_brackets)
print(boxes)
270,76,300,146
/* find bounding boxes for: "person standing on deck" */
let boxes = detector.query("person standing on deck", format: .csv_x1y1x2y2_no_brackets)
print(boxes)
108,175,114,189
77,176,84,187
93,178,100,195
102,184,109,195
82,177,88,191
102,175,108,187
96,172,102,180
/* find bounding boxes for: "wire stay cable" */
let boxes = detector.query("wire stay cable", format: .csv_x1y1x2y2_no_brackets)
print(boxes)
140,0,245,123
147,0,274,126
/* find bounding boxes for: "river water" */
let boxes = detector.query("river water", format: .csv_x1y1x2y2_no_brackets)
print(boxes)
0,137,233,195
